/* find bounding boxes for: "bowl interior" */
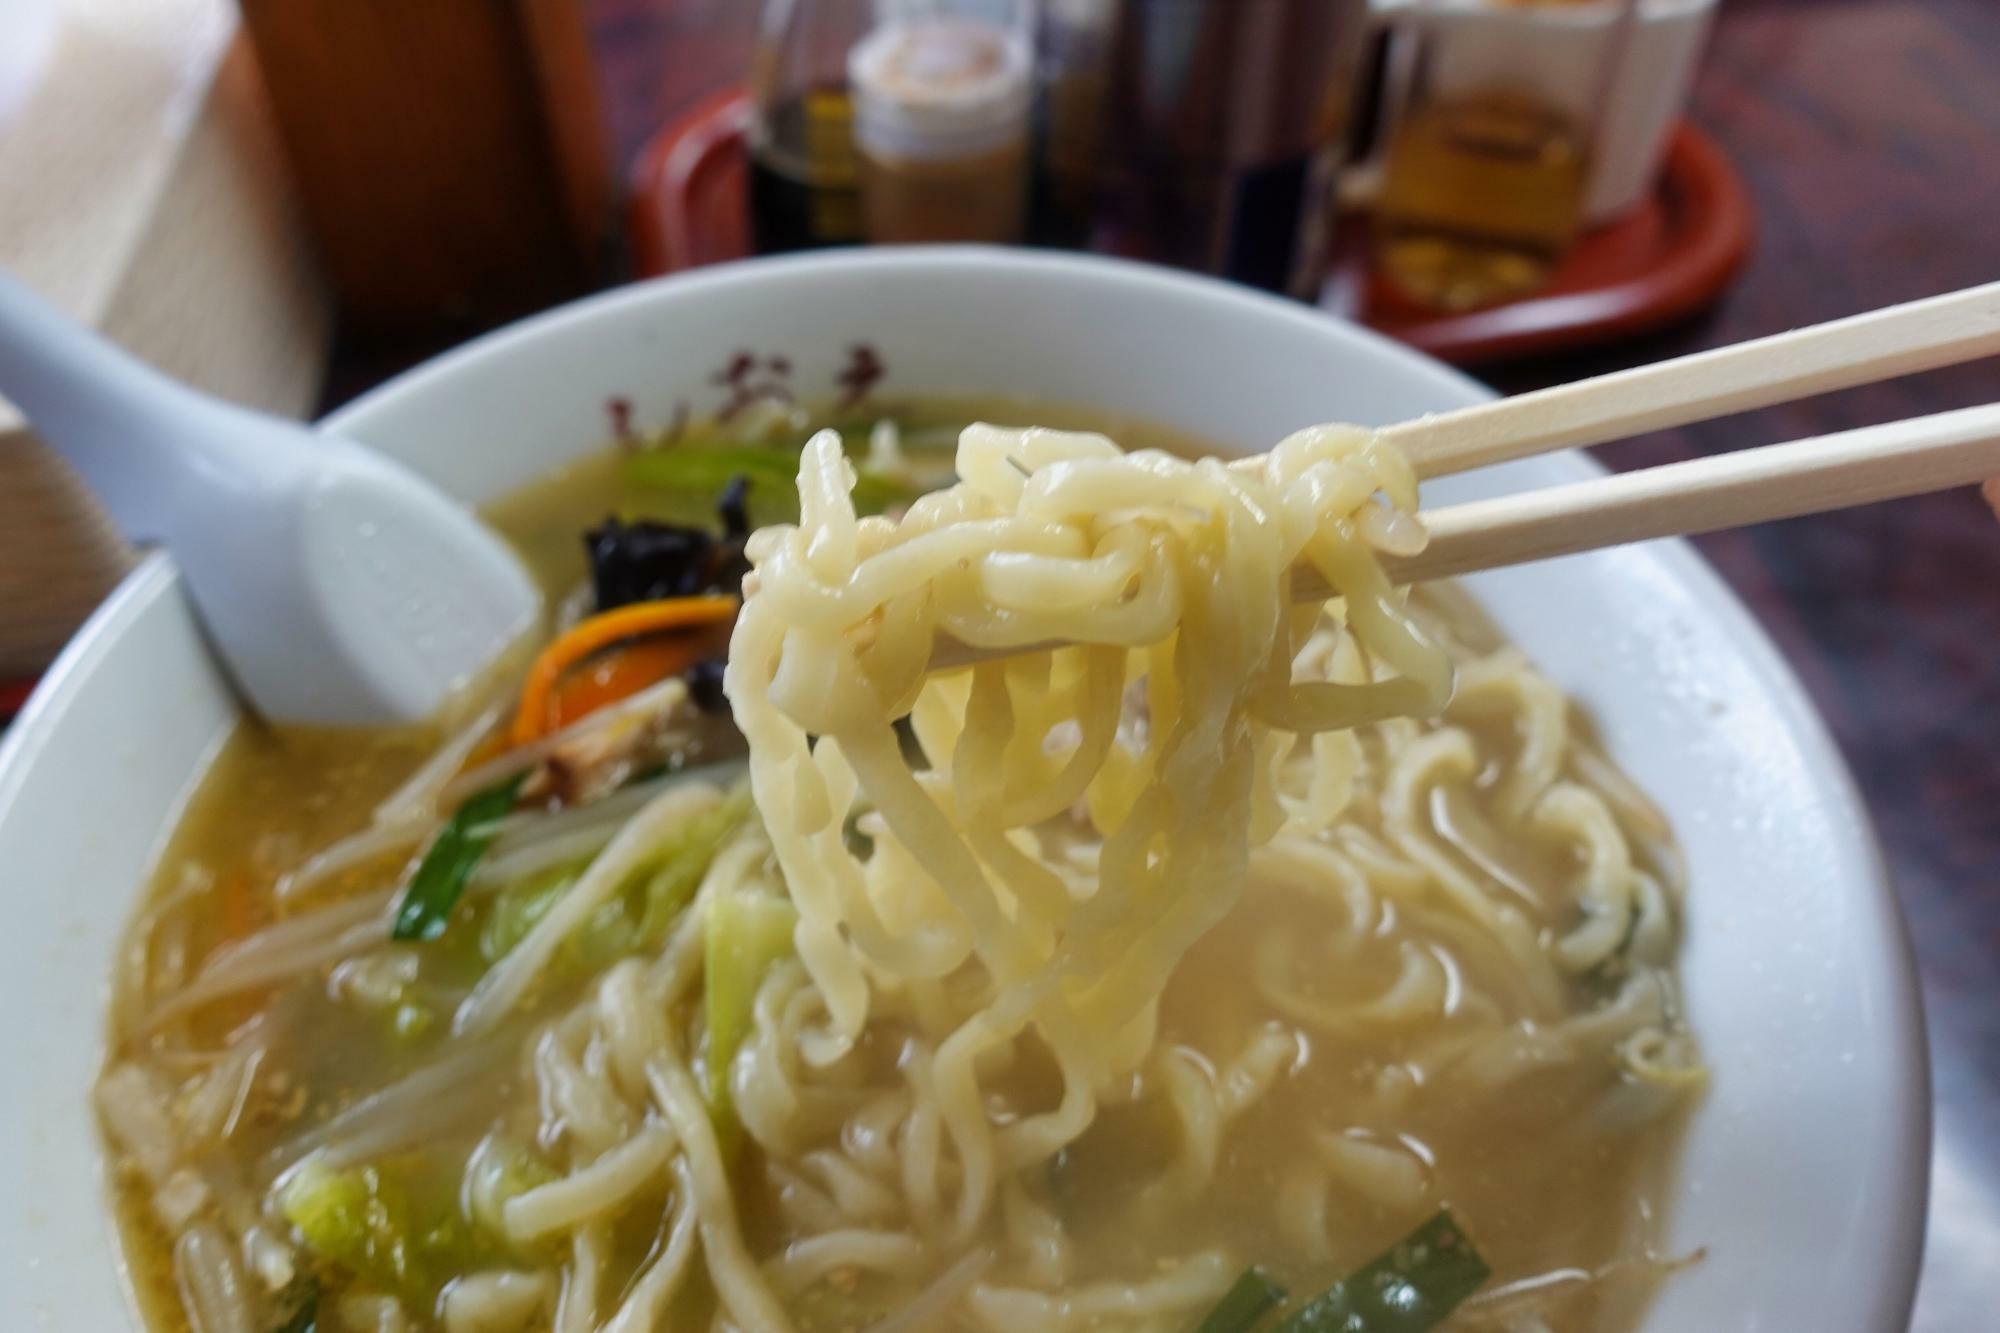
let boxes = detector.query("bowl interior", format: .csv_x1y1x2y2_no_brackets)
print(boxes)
0,249,1925,1331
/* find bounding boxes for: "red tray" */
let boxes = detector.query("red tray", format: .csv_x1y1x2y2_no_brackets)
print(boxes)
629,92,1752,367
1342,126,1753,363
630,90,756,278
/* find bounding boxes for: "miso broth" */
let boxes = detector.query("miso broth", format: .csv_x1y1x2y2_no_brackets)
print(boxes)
101,398,1699,1333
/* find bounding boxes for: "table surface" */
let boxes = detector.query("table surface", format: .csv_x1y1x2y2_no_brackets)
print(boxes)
404,0,2000,1324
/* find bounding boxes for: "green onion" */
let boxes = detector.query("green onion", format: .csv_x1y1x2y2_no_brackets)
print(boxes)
1194,1267,1288,1333
1271,1210,1489,1333
849,470,921,515
624,443,803,491
623,444,917,524
391,774,527,941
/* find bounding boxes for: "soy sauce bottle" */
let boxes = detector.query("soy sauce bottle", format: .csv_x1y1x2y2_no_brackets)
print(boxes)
748,0,872,252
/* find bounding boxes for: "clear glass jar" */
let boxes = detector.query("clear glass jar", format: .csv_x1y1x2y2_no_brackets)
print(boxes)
1371,0,1641,310
848,4,1033,244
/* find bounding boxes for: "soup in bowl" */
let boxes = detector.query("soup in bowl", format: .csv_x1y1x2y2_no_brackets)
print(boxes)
0,251,1926,1333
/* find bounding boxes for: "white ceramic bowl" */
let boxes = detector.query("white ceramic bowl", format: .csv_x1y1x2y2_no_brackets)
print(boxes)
0,250,1926,1331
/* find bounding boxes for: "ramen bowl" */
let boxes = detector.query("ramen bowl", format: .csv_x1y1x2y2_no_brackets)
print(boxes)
0,249,1926,1330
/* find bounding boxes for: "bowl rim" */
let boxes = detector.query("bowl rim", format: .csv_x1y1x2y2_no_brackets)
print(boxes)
2,246,1929,1329
324,247,1502,441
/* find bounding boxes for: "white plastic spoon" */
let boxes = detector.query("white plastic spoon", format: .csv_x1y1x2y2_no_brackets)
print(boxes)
0,270,540,724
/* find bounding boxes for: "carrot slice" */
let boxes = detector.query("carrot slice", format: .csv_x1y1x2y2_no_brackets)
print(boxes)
511,596,738,745
546,637,705,733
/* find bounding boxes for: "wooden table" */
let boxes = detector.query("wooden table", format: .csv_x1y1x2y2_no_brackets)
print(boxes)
362,0,2000,1323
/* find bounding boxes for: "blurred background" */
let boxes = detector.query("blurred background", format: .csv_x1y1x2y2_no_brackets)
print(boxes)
0,2,1995,1327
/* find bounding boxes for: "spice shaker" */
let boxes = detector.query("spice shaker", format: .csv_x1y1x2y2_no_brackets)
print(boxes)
849,12,1033,243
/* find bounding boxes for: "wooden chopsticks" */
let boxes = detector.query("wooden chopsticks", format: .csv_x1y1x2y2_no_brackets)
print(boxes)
1386,279,2000,479
926,281,2000,670
1366,399,2000,588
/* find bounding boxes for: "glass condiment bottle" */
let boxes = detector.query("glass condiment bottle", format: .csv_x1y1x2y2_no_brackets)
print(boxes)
849,8,1033,244
1370,0,1641,311
748,0,874,252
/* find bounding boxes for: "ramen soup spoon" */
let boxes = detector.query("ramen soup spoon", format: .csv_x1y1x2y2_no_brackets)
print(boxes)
0,270,540,725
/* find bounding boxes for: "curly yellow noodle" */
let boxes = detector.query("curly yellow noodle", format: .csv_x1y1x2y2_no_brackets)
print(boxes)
102,416,1710,1333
